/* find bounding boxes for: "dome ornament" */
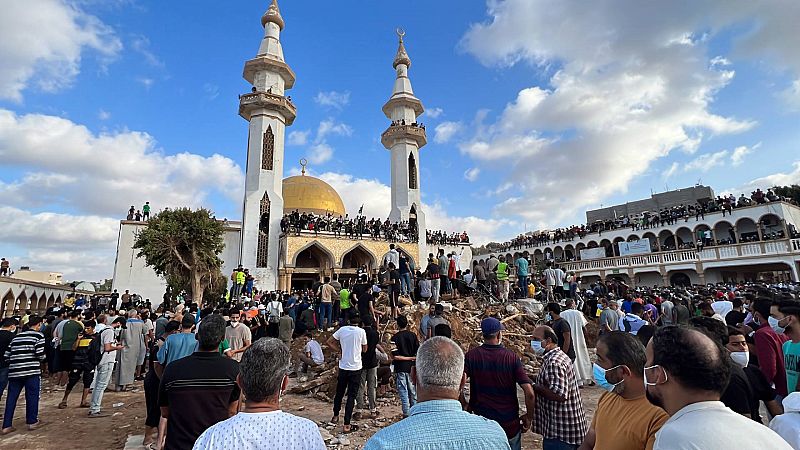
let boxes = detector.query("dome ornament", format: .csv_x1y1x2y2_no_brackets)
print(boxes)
396,27,405,42
300,158,308,175
393,27,411,69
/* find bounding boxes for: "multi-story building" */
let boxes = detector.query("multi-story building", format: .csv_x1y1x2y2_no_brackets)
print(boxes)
473,195,800,286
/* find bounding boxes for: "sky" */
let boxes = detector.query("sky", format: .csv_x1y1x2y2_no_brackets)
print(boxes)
1,0,799,282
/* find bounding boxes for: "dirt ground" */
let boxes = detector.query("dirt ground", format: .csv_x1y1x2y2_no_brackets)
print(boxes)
0,374,603,450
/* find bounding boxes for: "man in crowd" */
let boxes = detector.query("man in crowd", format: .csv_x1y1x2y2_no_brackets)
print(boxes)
726,327,783,422
391,315,419,418
420,304,435,342
599,300,620,334
89,316,124,417
545,303,575,362
159,314,241,449
59,320,98,409
515,254,529,295
57,310,83,387
278,309,294,346
619,302,649,335
2,315,45,435
328,313,368,433
365,337,511,450
579,332,668,449
495,255,511,301
531,325,588,450
356,316,381,418
560,299,593,387
0,318,18,405
225,310,251,361
438,249,450,296
463,317,535,450
319,277,337,330
542,262,558,302
426,256,441,303
774,301,800,394
426,304,449,340
749,298,789,399
645,326,791,449
157,314,197,366
193,338,326,449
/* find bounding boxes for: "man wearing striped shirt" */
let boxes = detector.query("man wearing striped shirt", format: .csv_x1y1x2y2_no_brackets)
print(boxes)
2,315,46,434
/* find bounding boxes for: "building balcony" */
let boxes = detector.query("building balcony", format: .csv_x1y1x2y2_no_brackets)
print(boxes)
238,91,297,125
558,238,800,274
381,124,427,148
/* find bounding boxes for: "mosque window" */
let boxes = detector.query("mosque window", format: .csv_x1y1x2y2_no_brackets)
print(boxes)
408,153,418,189
257,192,270,268
262,126,275,170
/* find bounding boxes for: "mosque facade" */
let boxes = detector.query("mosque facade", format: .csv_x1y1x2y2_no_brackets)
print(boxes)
111,1,472,303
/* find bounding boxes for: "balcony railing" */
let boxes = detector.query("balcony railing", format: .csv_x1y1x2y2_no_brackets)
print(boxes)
560,238,800,273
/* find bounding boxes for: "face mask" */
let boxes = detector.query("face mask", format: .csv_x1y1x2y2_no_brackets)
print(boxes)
545,313,553,322
531,340,545,355
768,316,785,334
730,351,749,368
593,363,624,392
231,321,239,327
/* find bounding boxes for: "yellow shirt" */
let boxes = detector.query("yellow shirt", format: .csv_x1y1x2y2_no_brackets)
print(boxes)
591,391,669,450
527,283,535,298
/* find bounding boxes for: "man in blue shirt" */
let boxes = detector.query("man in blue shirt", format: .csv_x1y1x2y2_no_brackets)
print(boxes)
157,315,197,366
515,256,529,294
364,336,510,450
619,302,649,336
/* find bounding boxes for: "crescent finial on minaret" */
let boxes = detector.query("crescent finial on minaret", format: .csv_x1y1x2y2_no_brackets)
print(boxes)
393,27,411,69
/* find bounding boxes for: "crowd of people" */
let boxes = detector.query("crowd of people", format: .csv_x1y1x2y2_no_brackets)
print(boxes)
426,229,469,245
484,187,799,254
126,202,152,222
3,240,800,449
280,210,420,242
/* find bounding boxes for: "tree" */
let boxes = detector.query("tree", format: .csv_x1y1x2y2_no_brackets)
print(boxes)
133,208,225,305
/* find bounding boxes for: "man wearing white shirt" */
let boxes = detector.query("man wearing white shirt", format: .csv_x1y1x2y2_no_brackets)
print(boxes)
646,326,791,450
327,314,367,434
770,392,800,448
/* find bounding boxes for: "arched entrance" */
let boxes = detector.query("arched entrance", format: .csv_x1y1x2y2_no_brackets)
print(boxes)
291,243,335,290
670,273,691,287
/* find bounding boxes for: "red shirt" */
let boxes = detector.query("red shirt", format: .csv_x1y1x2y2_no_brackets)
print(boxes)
754,325,790,396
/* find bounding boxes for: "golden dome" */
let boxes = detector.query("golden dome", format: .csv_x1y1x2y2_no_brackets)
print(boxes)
282,172,346,217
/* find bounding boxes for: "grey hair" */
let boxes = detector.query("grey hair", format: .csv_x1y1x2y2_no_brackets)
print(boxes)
415,336,464,392
127,309,138,318
196,314,226,350
240,338,291,403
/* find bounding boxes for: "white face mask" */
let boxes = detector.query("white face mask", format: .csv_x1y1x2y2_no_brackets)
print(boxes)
730,351,749,368
531,340,545,355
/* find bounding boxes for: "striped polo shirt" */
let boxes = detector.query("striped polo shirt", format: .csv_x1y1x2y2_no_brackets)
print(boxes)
4,329,46,378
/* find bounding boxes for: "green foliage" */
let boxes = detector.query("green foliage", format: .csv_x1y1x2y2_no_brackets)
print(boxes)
772,185,800,205
133,207,225,303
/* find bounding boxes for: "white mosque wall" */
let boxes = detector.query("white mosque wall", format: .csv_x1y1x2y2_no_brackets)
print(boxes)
423,244,473,272
112,221,242,307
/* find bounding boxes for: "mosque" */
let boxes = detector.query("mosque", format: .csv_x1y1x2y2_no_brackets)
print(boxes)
110,0,472,303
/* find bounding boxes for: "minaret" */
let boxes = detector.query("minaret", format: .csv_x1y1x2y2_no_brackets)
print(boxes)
238,0,296,291
381,29,427,258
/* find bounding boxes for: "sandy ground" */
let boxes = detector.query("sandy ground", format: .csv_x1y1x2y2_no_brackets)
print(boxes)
0,373,603,450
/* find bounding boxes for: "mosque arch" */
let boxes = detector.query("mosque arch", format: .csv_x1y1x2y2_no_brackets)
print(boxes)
2,289,14,317
713,220,735,244
674,227,693,247
735,218,758,242
658,229,675,250
758,213,783,238
291,241,335,270
341,243,378,270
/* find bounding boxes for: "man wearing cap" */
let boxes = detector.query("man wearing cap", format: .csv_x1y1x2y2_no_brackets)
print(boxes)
463,317,536,450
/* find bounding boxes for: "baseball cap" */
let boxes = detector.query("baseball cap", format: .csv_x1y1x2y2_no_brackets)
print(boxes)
480,317,504,335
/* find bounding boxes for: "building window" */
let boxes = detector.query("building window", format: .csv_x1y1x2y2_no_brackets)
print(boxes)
257,192,270,268
262,126,275,171
408,153,418,190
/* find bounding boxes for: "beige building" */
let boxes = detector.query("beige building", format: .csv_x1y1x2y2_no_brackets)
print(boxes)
12,268,63,285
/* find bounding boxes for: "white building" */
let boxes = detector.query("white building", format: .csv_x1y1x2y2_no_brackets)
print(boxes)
473,200,800,286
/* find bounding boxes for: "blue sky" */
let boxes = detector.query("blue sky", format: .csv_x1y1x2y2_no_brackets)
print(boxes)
1,0,799,281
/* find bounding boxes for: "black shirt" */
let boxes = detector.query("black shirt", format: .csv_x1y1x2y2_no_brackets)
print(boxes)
744,363,778,424
388,270,401,292
159,352,241,450
0,330,15,367
426,263,440,279
551,318,575,361
725,310,748,327
720,363,753,417
391,330,419,373
362,326,380,370
353,283,372,315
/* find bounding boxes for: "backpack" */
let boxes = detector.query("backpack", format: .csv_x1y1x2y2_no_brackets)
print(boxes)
267,301,281,324
87,329,108,367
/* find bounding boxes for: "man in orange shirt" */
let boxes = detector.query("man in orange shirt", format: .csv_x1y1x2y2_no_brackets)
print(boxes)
579,331,668,450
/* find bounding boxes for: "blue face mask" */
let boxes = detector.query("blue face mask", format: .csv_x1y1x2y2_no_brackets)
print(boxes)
531,340,545,355
593,363,624,392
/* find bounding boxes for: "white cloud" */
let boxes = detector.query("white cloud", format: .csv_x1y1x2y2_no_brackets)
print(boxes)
434,121,463,144
662,162,680,179
0,109,244,217
287,130,309,146
0,109,246,281
130,34,164,67
456,0,769,227
731,144,756,166
314,90,350,109
735,161,800,193
97,109,111,120
783,79,800,111
307,143,333,165
203,83,219,100
0,0,122,101
464,167,480,182
317,119,353,140
684,150,729,172
425,107,444,119
137,77,154,89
